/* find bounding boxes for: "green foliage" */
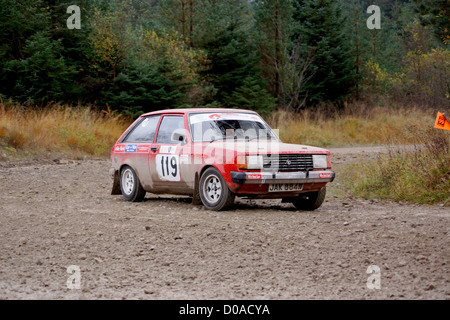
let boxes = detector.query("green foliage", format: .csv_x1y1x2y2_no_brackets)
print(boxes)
341,130,450,205
0,0,49,61
104,60,183,118
201,23,261,104
293,0,357,107
414,0,450,45
254,0,295,100
0,0,448,113
0,32,78,104
225,77,277,116
391,47,450,106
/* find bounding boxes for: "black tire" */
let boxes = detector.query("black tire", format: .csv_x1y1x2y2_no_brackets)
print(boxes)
199,167,235,211
120,166,146,202
292,187,326,211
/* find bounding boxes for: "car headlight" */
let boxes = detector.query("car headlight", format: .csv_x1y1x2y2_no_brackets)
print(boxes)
247,155,264,169
237,155,264,169
312,154,327,169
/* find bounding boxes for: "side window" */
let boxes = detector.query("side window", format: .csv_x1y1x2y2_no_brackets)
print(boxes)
156,116,185,144
123,115,160,143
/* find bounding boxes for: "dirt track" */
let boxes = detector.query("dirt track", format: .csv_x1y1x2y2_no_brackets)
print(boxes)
0,147,449,300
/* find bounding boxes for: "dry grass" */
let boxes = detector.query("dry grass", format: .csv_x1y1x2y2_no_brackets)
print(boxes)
269,102,450,205
267,103,437,147
0,101,444,161
339,129,450,205
0,103,130,160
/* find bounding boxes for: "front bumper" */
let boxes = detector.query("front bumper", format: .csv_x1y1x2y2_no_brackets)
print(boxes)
230,170,335,184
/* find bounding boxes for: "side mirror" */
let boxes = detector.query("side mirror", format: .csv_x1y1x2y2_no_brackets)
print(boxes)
171,129,186,144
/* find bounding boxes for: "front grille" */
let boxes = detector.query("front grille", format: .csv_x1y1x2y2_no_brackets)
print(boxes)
263,154,314,172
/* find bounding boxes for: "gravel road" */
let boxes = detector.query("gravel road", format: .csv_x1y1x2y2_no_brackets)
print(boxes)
0,147,448,300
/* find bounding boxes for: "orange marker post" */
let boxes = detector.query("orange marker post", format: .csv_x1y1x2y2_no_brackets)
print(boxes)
434,112,450,131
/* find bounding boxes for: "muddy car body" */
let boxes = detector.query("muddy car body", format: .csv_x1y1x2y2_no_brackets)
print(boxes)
110,108,335,210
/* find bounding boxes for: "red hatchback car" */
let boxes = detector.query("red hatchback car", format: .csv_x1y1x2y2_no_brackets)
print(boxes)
110,108,335,211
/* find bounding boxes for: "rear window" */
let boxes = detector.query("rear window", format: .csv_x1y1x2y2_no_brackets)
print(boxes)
122,115,160,143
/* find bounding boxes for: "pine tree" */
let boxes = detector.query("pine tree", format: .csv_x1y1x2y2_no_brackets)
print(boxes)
292,0,357,106
254,0,294,100
415,0,450,45
104,59,183,117
157,0,275,111
0,0,83,103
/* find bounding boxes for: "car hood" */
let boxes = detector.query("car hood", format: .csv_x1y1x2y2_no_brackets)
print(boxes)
206,140,330,155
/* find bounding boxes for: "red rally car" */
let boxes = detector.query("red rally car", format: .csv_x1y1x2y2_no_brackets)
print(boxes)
110,108,335,211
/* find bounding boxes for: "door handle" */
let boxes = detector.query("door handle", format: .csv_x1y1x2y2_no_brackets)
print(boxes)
151,147,158,152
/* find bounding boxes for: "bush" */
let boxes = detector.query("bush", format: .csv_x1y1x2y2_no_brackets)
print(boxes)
0,32,79,104
341,128,450,205
224,77,277,116
391,48,450,107
104,61,183,117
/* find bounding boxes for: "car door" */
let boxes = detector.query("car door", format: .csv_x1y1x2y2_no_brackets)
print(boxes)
149,114,190,194
120,115,160,190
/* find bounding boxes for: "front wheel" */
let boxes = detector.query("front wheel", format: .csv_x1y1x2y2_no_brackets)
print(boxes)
199,167,235,211
292,187,326,211
120,166,146,202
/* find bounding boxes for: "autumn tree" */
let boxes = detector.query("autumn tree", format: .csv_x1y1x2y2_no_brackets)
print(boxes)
88,4,133,86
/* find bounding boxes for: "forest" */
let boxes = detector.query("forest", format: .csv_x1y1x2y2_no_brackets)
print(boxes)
0,0,448,118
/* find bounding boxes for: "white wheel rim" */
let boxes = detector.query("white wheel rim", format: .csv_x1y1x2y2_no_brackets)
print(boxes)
203,174,222,203
122,169,135,196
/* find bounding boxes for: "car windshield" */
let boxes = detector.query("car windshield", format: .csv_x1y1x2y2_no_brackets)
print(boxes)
189,112,279,142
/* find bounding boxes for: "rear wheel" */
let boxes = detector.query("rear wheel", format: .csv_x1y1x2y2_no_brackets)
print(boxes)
199,167,235,211
120,166,146,202
292,187,326,211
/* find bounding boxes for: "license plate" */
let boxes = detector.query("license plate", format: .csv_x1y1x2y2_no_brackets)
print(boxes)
268,184,303,192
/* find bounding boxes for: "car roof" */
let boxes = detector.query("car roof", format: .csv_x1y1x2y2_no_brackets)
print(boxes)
140,108,258,117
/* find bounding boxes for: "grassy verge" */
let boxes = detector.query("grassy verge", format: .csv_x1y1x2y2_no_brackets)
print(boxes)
268,103,436,147
339,129,450,206
0,102,440,158
0,103,129,161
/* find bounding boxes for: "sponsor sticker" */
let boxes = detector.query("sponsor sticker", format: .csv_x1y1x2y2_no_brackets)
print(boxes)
115,145,126,153
319,173,333,179
137,145,150,153
247,174,262,180
125,144,138,153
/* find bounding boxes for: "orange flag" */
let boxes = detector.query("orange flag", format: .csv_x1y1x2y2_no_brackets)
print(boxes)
434,112,450,131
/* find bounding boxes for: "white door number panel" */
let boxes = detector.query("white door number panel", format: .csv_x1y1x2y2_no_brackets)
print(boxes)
156,154,181,181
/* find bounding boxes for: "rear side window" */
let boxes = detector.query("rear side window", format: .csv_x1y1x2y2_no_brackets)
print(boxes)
123,115,160,143
156,116,185,144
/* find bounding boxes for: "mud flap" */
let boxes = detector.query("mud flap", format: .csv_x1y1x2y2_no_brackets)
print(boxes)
111,170,121,195
192,172,202,205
